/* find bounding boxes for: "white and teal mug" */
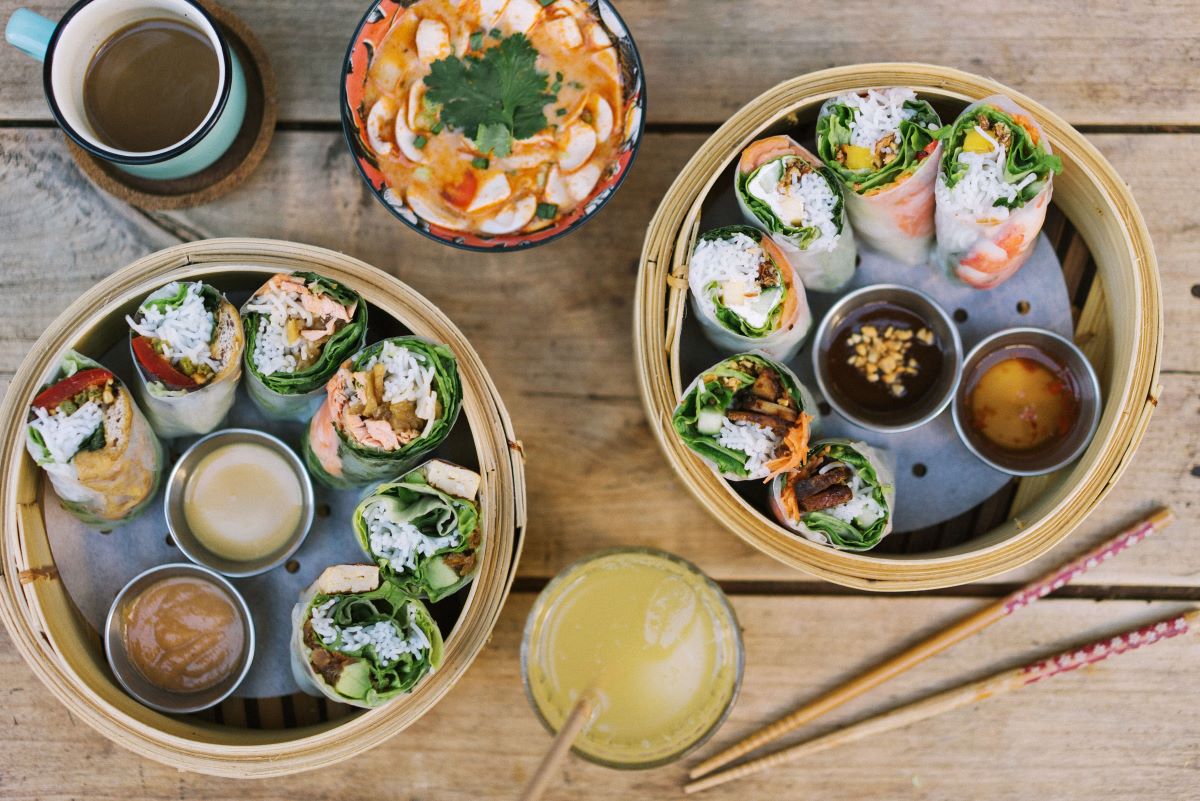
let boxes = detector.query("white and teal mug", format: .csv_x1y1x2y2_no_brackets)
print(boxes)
5,0,246,180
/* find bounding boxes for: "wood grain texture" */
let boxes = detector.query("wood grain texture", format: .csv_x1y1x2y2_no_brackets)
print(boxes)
0,129,1196,586
1,594,1198,798
1,1,1198,126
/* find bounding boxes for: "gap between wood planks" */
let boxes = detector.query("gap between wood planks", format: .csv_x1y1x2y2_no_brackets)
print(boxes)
512,576,1200,602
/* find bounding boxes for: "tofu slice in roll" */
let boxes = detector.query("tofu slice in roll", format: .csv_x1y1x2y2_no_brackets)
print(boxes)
735,135,857,292
241,272,368,421
353,459,483,602
816,88,945,265
24,351,163,526
291,564,444,708
126,281,244,438
934,95,1063,289
303,336,462,489
687,225,812,362
769,438,895,552
672,353,821,481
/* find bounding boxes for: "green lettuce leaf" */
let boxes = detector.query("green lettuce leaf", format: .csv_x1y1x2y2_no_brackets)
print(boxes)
736,158,845,249
816,98,946,193
696,225,787,339
799,442,891,551
940,103,1063,209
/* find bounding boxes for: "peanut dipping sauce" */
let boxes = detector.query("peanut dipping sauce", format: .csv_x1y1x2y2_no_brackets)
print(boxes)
122,576,245,693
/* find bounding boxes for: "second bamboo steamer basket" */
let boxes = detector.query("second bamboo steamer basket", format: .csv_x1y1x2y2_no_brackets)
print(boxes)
0,239,526,776
635,64,1161,590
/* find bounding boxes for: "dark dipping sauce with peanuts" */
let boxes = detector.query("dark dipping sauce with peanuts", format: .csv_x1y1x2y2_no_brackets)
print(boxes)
964,344,1080,453
825,301,944,420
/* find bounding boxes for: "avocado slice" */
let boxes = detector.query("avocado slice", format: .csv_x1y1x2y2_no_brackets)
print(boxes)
425,557,461,592
333,659,371,700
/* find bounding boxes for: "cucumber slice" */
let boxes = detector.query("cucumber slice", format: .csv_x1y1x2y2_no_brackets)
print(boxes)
425,557,461,591
697,407,725,435
333,659,370,699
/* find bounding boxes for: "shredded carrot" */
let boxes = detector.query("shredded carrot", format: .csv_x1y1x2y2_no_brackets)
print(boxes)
1013,114,1040,146
764,412,812,480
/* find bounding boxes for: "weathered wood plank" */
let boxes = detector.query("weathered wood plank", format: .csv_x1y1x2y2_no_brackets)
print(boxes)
1,1,1198,126
1,595,1198,798
0,129,1196,587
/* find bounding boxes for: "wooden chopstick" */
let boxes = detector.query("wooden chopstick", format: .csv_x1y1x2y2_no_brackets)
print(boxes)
686,606,1200,793
519,692,597,801
689,507,1175,779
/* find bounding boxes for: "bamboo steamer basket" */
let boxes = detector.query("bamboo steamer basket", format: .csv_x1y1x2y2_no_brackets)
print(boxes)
635,64,1161,591
0,238,526,776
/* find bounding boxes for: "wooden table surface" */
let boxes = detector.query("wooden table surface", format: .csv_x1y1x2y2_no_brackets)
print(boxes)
2,1,1198,798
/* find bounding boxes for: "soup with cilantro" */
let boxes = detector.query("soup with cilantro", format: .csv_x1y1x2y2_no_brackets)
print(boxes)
362,0,626,236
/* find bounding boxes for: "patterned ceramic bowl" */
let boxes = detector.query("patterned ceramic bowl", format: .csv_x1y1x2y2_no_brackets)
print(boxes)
341,0,646,252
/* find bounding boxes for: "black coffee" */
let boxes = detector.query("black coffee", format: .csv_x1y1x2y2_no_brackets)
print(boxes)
82,18,219,153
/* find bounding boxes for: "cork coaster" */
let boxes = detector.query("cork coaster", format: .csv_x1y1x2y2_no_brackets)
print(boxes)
65,1,277,210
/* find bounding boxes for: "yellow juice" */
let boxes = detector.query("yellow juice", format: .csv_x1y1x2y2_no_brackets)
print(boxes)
522,549,742,767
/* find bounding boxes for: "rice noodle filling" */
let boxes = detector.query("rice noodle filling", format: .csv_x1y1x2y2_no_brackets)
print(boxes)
127,282,221,370
309,599,430,667
717,417,779,480
361,342,439,431
362,501,460,573
941,126,1037,220
29,402,104,464
689,233,782,330
747,159,840,252
835,87,919,147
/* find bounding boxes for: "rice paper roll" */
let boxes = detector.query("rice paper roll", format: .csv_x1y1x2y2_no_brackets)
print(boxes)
816,88,945,265
672,353,821,481
241,272,368,421
934,95,1063,289
768,438,895,552
291,564,444,708
735,135,857,292
304,336,462,489
687,225,812,361
24,351,163,526
354,459,482,602
126,281,244,438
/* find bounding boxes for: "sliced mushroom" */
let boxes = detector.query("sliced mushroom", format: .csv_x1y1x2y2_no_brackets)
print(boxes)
367,97,398,157
406,80,427,132
494,133,555,170
477,0,507,29
542,14,583,48
407,184,468,230
393,104,427,164
590,95,614,143
587,22,612,49
479,195,538,234
415,18,451,63
592,46,619,82
559,122,596,171
544,162,602,207
467,172,513,213
498,0,542,33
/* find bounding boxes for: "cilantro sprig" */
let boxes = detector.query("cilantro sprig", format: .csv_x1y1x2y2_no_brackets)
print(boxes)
423,33,557,158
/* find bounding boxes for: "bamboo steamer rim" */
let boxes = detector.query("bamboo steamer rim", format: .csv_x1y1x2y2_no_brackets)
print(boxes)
634,63,1161,590
0,238,527,776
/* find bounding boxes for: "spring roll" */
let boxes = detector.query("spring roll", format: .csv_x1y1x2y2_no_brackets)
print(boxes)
354,459,482,602
816,88,945,264
126,281,244,438
687,225,812,361
291,564,444,708
735,135,857,292
769,438,895,551
241,272,368,421
25,351,163,526
672,353,821,481
304,336,462,489
934,95,1063,288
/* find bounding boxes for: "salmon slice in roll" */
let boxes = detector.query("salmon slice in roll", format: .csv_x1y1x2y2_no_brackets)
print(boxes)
934,96,1063,289
126,281,244,438
687,225,812,361
735,135,857,292
817,88,945,265
25,351,163,526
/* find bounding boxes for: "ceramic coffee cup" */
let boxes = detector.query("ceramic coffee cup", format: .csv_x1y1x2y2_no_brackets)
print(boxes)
5,0,246,180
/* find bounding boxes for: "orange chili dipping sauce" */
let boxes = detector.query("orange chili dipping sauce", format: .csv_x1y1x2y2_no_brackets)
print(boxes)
965,344,1080,452
122,576,245,693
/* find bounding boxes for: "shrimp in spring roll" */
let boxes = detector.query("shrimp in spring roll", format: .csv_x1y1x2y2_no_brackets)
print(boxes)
672,353,820,481
687,225,811,361
934,96,1063,288
735,135,857,292
241,272,368,421
769,439,895,552
304,337,462,489
354,459,482,603
25,352,162,526
817,88,945,264
126,281,244,438
291,564,444,708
